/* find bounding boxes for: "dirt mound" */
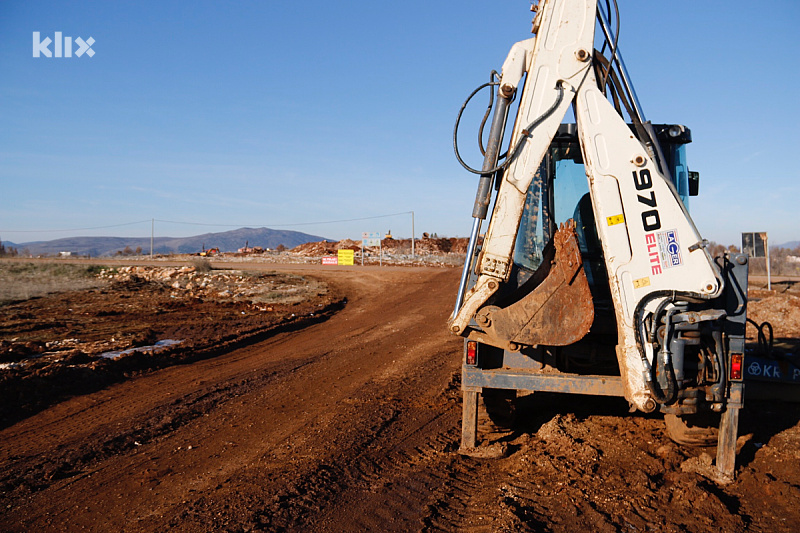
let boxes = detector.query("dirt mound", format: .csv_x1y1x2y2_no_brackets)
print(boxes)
749,291,800,337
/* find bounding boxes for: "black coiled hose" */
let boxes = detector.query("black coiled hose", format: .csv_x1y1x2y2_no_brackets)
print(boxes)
453,77,565,177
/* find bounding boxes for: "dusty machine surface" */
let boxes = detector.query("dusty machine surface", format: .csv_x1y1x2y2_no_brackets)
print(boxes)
450,0,751,481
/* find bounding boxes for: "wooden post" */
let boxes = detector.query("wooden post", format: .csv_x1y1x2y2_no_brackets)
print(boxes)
716,405,740,481
716,383,743,481
461,389,479,449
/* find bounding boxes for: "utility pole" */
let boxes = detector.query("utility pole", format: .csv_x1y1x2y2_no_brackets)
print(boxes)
150,218,154,258
765,233,771,291
411,210,415,258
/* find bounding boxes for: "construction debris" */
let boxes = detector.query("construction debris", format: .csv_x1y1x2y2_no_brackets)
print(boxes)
289,237,468,266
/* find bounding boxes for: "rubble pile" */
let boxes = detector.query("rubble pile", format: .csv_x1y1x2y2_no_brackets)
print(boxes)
398,237,469,255
0,266,329,373
98,265,319,305
290,239,361,257
289,237,469,263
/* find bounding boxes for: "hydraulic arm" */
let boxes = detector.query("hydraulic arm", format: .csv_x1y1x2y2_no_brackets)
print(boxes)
450,0,723,412
451,0,747,480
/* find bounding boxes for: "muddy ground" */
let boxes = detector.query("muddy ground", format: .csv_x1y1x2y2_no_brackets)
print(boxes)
0,263,341,428
0,260,799,532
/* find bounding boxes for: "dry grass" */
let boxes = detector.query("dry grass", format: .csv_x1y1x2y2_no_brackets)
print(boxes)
190,257,213,273
0,260,108,304
234,272,329,305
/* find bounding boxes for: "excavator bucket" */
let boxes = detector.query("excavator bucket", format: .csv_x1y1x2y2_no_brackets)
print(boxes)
471,221,594,350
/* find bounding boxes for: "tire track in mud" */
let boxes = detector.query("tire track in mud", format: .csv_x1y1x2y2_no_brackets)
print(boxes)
0,351,322,497
249,367,480,533
247,361,524,533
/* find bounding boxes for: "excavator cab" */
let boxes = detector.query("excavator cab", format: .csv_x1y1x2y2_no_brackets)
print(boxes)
513,123,696,287
504,123,699,359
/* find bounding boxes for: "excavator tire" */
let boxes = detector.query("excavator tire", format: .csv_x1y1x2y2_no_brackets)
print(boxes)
664,413,719,447
478,388,517,433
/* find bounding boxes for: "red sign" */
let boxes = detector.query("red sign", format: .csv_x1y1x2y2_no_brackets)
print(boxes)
321,256,338,265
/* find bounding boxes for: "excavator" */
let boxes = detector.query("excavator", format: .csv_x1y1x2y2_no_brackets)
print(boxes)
450,0,750,481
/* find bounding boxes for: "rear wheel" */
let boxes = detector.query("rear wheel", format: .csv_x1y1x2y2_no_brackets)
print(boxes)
664,413,719,447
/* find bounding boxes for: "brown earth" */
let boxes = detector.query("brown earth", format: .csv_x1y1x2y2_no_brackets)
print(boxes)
0,264,341,428
0,262,799,532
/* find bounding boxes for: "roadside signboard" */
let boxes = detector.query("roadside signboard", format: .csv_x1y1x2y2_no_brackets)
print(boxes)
338,249,355,266
742,231,770,290
362,232,381,247
322,256,338,265
742,232,767,258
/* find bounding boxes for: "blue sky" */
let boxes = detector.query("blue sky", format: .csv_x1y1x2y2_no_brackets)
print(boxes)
1,1,798,247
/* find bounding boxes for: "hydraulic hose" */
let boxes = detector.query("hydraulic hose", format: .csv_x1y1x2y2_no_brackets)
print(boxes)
453,80,500,177
653,306,679,405
710,329,726,404
453,83,565,178
478,71,501,157
747,318,773,356
634,291,708,405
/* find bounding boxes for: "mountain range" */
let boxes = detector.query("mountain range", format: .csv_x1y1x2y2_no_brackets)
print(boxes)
1,227,328,257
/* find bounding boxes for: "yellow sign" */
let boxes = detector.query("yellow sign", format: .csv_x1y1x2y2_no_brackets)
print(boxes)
607,214,625,226
338,249,354,266
632,277,651,289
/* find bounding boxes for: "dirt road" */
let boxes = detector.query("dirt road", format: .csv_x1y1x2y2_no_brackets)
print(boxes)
1,265,799,532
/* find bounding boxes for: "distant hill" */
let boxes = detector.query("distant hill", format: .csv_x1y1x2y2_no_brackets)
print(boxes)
778,241,800,250
2,227,328,257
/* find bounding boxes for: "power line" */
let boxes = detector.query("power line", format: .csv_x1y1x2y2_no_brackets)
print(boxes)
155,211,414,228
